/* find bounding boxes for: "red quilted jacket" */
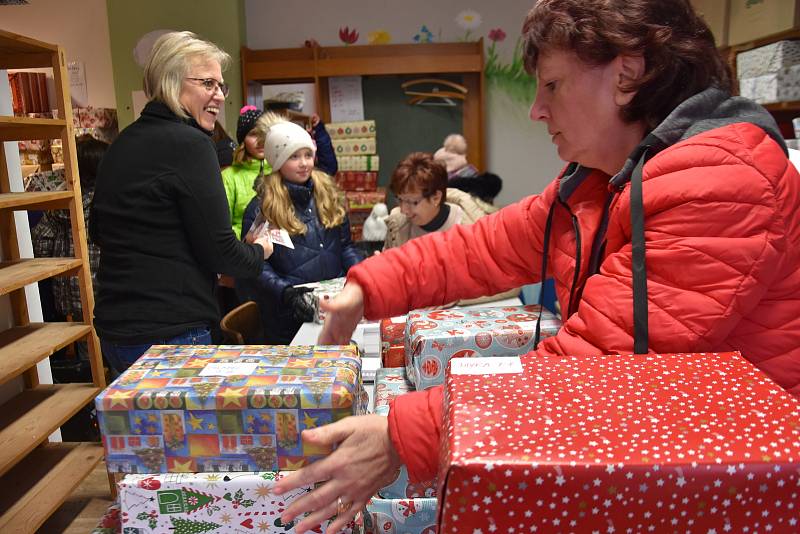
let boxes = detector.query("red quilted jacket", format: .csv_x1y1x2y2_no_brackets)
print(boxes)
348,93,800,482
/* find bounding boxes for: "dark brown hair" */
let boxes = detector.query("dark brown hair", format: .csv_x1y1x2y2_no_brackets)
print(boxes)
522,0,732,128
390,152,448,204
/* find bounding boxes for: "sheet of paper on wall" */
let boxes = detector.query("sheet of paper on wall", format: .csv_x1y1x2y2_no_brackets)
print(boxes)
329,76,364,122
68,61,88,108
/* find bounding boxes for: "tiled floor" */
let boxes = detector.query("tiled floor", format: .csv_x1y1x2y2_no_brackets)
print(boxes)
38,461,114,533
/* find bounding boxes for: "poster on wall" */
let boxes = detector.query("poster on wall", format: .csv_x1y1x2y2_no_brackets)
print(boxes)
68,61,88,108
329,76,364,122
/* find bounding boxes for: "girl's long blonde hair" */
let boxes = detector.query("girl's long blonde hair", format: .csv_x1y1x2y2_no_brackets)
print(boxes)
256,169,346,235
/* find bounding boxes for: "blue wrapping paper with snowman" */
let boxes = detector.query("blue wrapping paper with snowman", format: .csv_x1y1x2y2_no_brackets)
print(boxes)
404,304,561,389
364,497,437,534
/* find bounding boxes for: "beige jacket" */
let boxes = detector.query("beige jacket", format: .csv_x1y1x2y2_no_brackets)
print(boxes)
383,188,519,305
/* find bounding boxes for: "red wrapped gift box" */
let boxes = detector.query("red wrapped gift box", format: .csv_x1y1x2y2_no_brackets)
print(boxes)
438,352,800,533
336,171,378,192
380,317,406,368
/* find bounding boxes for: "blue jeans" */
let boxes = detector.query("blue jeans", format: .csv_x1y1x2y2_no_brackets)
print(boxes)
101,326,212,376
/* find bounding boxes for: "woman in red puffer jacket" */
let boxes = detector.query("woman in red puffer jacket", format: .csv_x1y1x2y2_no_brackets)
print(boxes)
272,1,800,530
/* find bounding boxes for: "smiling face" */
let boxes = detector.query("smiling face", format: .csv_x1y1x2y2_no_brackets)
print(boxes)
529,49,646,175
397,187,443,227
178,59,224,131
280,147,315,184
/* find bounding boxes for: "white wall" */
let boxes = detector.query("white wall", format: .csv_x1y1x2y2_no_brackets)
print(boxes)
245,0,564,203
0,0,117,108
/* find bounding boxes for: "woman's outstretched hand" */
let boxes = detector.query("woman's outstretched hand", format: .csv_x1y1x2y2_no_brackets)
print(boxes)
318,282,365,345
273,415,403,533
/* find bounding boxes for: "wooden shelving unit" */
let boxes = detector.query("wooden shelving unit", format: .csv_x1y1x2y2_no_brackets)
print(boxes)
242,41,486,171
0,29,106,532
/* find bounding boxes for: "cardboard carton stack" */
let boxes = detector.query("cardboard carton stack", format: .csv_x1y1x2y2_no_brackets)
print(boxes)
327,120,384,241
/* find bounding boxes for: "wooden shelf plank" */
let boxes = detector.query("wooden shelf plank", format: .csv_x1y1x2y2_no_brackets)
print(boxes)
0,116,67,142
0,323,93,386
0,191,73,211
0,442,103,532
0,29,59,55
0,258,82,296
0,383,100,477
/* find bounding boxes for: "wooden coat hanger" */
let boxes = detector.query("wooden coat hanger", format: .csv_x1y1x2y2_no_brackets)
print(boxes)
402,78,468,106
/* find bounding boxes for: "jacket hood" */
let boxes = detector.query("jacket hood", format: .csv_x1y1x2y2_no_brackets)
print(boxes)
559,88,786,199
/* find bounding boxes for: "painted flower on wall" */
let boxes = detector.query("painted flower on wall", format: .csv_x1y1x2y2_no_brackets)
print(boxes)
339,27,359,45
368,29,392,45
413,25,434,44
488,28,506,42
456,9,482,41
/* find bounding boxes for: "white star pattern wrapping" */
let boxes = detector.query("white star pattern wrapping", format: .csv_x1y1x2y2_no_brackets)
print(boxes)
438,352,800,532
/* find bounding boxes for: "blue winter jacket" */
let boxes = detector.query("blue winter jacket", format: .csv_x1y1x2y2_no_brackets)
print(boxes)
237,178,362,343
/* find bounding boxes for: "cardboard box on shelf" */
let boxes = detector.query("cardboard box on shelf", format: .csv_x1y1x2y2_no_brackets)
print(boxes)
326,120,376,139
736,39,800,78
438,351,800,532
332,137,377,156
96,344,362,473
728,0,800,46
739,63,800,103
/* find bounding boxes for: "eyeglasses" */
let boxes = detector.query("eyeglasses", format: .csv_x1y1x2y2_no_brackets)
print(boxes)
397,195,426,208
186,77,230,97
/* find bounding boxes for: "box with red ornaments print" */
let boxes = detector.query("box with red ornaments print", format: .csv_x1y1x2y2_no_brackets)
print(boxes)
437,352,800,533
379,317,407,368
405,305,561,390
95,344,362,474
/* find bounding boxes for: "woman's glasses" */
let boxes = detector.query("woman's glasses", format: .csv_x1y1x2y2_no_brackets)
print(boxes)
186,77,230,97
397,195,426,208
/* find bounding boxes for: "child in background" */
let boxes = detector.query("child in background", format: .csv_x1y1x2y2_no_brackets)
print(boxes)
32,135,107,358
222,106,268,238
237,114,362,344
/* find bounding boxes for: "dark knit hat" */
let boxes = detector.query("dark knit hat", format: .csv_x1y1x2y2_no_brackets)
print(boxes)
236,105,262,144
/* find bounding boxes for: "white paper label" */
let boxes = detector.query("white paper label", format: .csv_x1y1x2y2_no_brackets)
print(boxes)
199,362,258,377
450,356,523,375
390,315,408,324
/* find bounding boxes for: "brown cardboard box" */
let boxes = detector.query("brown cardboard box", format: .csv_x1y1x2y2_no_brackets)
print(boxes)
692,0,730,47
729,0,800,46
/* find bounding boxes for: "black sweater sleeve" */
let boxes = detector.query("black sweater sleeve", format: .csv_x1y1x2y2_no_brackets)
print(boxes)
174,138,263,278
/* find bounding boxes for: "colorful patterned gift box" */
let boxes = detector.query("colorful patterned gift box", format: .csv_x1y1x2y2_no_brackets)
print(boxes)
336,171,378,191
379,317,406,368
405,304,561,390
438,352,800,533
96,345,362,474
332,137,377,156
364,497,436,534
338,155,380,172
373,368,437,500
326,120,376,139
119,472,360,533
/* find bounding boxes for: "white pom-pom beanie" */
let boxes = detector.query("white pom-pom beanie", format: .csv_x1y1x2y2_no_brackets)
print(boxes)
264,120,316,172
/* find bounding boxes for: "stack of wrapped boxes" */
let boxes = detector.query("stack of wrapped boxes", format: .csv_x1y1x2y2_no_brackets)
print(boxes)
737,40,800,105
326,120,384,242
95,344,366,533
366,304,562,533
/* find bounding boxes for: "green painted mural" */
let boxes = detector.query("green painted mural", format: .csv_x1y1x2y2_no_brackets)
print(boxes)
105,0,246,133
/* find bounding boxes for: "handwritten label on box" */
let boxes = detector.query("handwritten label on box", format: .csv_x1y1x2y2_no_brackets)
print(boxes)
450,357,523,375
199,362,259,377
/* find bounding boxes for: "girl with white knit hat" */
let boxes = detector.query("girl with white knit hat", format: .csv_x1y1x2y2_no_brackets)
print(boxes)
236,113,363,344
